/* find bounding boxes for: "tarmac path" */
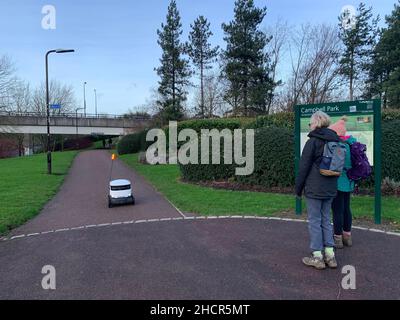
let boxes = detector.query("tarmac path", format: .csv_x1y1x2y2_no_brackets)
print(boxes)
7,150,184,236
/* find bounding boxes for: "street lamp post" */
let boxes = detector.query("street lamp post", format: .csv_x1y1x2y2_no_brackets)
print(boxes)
46,48,75,174
75,107,84,149
83,82,87,117
94,88,98,117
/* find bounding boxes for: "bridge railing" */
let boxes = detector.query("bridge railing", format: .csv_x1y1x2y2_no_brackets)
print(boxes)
0,110,151,121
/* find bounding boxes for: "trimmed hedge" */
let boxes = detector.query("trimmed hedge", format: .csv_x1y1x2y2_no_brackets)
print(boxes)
179,116,295,185
117,129,152,155
382,109,400,121
245,112,295,130
177,119,242,181
382,120,400,181
236,127,295,187
117,133,141,155
173,118,245,134
180,161,236,182
179,124,295,187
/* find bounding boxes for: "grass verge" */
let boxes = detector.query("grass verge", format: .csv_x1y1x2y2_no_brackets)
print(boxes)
120,153,400,228
0,151,77,234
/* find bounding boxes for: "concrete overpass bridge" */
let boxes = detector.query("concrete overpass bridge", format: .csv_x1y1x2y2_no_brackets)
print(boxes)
0,112,150,135
0,111,151,155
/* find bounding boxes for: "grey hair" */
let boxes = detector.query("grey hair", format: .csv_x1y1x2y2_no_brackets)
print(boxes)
310,111,331,128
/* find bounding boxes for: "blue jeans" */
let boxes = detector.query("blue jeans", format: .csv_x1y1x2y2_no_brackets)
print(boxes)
305,197,335,252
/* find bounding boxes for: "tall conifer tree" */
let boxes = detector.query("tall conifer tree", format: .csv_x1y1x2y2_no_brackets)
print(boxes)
155,0,191,122
338,3,378,100
221,0,275,116
187,16,219,118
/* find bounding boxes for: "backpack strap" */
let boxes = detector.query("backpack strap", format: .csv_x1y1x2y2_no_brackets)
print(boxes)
312,137,326,167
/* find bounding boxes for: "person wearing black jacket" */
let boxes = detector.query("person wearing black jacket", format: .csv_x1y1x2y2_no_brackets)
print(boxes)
295,111,340,270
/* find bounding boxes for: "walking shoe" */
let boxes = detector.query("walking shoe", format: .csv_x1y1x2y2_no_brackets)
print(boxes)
343,233,352,247
302,255,326,270
324,254,338,269
334,235,344,249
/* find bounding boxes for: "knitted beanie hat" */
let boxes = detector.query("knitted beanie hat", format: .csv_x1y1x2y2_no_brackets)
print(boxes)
329,116,347,136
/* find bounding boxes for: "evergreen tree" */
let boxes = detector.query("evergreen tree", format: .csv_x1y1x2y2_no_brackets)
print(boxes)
155,0,191,122
367,1,400,108
187,16,219,118
221,0,275,116
338,2,379,101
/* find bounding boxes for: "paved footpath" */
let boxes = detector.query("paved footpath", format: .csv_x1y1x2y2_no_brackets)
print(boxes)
0,150,399,299
7,150,184,236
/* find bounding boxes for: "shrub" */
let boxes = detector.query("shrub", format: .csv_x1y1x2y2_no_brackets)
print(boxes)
175,118,244,133
245,112,295,130
382,109,400,122
382,120,400,182
138,128,153,151
117,128,154,155
381,177,400,196
179,125,295,187
177,119,243,181
236,126,295,187
117,132,142,155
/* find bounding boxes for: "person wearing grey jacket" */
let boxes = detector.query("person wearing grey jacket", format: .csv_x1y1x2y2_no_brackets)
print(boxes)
295,111,341,270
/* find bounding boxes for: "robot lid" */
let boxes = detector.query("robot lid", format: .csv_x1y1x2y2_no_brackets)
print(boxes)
109,179,131,187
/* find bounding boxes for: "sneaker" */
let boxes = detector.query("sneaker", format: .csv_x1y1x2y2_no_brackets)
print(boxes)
334,235,344,249
324,254,338,269
343,233,352,247
302,255,326,270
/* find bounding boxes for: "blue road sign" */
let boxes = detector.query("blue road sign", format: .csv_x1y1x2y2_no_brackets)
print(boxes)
50,104,61,109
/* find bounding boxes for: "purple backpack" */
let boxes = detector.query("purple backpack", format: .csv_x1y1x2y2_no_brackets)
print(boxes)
346,142,372,181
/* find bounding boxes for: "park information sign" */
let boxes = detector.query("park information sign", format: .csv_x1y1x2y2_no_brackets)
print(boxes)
295,99,382,224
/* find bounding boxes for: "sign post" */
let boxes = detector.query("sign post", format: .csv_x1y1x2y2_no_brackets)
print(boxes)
294,99,381,224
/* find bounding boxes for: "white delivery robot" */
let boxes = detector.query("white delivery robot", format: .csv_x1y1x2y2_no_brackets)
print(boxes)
108,154,135,208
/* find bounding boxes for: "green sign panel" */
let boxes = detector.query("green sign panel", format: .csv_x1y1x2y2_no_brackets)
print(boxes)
295,99,382,224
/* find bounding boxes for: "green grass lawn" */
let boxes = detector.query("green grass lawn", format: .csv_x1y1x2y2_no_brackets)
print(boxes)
0,151,77,234
120,153,400,225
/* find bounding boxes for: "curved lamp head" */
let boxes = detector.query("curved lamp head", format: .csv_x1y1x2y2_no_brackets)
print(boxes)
55,49,75,53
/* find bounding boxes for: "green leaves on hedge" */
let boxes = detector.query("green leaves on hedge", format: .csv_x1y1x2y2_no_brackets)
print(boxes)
178,118,242,181
237,127,295,187
245,112,295,130
117,129,151,155
382,120,400,181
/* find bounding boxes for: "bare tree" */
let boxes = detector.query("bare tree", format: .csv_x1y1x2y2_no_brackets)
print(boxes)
5,81,33,155
0,55,17,107
31,80,77,151
32,80,76,115
7,80,32,112
264,20,290,114
192,71,227,118
0,57,26,156
283,24,344,110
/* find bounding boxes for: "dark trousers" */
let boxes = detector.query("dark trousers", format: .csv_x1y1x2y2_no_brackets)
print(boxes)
332,191,352,235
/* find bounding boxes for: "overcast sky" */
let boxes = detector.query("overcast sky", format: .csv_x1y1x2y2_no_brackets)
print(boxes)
0,0,396,115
